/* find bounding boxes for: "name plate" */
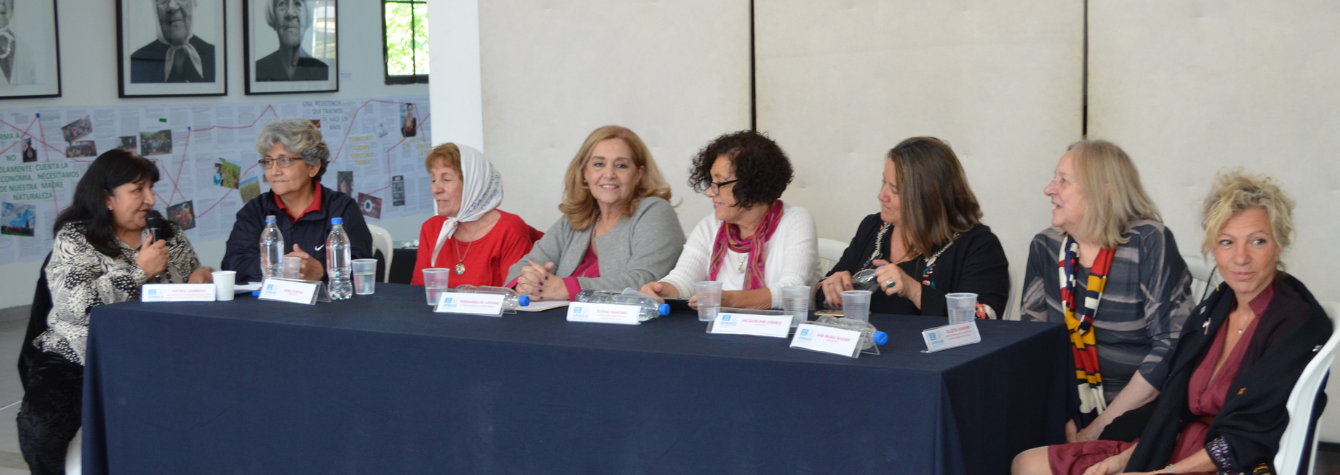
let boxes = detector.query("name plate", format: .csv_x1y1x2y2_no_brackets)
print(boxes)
141,284,216,302
922,321,982,353
257,278,320,305
709,312,792,338
566,303,642,325
434,292,506,317
790,323,862,357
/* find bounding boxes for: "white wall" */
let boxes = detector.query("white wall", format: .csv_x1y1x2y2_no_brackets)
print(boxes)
0,0,429,309
754,0,1084,318
1088,0,1340,443
475,0,752,234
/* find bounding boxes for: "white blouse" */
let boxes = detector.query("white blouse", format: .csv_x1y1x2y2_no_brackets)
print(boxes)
660,204,819,309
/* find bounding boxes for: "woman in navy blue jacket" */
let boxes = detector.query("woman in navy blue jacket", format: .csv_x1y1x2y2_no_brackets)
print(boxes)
222,118,372,284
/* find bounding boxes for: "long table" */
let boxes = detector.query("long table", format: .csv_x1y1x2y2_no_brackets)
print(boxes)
82,284,1070,474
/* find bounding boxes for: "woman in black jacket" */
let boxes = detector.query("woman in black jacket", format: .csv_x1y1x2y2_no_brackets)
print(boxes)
816,137,1009,318
221,118,372,284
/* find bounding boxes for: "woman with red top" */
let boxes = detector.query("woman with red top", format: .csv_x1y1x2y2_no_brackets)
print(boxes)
411,143,540,288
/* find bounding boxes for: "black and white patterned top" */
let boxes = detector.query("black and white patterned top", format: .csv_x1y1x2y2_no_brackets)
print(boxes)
36,221,202,365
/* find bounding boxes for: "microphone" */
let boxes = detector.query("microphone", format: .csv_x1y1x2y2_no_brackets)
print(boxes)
145,210,164,244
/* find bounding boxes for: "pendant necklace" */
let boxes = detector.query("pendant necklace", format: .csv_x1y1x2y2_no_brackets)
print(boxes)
737,253,746,273
452,222,476,275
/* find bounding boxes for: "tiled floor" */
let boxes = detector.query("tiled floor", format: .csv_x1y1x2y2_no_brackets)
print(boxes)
0,306,31,474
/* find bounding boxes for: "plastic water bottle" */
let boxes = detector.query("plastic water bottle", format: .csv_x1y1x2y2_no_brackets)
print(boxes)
259,215,284,280
851,268,879,292
326,218,353,300
815,315,889,350
456,285,531,313
574,288,670,322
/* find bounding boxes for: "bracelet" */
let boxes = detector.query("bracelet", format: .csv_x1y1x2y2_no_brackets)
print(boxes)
1165,464,1175,473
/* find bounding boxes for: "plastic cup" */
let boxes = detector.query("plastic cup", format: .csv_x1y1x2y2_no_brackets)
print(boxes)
841,290,872,322
282,256,301,279
423,268,451,306
694,281,723,322
781,286,810,328
352,259,377,295
946,293,978,324
212,271,235,301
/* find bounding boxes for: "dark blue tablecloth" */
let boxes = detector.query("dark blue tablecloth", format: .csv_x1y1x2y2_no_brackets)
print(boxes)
82,284,1069,474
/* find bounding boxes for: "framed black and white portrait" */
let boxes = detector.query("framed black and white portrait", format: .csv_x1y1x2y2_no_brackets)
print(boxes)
244,0,338,95
116,0,228,97
0,0,62,99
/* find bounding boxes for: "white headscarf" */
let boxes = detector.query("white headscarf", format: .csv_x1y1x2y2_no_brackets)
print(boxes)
430,144,503,265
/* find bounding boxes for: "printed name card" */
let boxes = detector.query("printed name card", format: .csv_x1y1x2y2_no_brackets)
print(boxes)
790,323,863,358
709,312,792,338
257,278,320,305
921,321,982,353
434,292,507,317
141,284,216,302
566,303,642,325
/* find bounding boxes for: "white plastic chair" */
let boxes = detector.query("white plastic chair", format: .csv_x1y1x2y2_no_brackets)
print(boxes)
1001,269,1019,321
1274,301,1340,475
816,238,846,278
367,224,394,283
1183,253,1220,302
65,427,81,475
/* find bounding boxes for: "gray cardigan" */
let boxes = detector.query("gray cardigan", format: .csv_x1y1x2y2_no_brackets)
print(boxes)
506,197,685,292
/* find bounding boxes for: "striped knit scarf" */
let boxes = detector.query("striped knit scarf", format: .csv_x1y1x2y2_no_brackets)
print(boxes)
1058,233,1115,427
708,200,784,290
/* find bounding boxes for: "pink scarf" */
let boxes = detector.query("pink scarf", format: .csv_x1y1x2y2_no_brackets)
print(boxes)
707,200,785,290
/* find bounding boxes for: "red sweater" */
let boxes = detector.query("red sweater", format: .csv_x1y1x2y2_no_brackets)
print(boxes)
411,210,541,287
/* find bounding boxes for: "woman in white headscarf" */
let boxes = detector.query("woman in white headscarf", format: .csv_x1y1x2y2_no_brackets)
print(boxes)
411,143,542,287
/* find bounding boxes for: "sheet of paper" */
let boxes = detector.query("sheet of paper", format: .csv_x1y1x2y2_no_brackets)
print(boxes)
517,299,570,312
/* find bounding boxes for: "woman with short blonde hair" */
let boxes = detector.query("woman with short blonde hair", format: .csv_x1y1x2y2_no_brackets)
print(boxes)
507,126,685,300
1015,169,1329,475
1020,139,1195,444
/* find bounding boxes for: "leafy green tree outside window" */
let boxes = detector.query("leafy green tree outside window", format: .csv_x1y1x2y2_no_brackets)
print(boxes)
384,0,428,84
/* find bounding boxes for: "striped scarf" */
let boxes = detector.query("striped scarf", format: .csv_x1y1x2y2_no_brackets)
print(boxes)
1058,233,1115,427
708,200,784,290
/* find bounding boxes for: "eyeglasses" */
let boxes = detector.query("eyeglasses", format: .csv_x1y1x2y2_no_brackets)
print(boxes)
258,157,299,169
707,179,738,194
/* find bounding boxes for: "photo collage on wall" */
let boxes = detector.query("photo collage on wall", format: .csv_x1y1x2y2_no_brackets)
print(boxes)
0,96,432,265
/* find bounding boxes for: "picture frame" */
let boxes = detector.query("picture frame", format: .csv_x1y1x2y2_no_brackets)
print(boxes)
0,0,63,99
116,0,228,97
244,0,338,95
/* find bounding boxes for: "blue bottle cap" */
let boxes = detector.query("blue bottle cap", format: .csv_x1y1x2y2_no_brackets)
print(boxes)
252,290,260,297
265,215,276,223
519,295,530,306
658,303,670,315
331,217,343,225
873,331,888,346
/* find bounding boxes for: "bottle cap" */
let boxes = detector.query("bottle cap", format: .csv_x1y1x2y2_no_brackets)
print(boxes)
252,290,261,297
873,331,888,346
331,217,343,225
265,215,276,222
518,295,530,306
658,303,670,315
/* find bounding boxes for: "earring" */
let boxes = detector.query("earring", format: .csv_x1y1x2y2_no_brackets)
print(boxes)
107,206,112,210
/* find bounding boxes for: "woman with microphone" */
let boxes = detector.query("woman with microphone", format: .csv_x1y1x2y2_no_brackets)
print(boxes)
17,149,211,473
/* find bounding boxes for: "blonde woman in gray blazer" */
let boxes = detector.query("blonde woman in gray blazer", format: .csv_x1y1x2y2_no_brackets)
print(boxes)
507,126,685,300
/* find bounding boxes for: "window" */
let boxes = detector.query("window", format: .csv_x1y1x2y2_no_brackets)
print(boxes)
383,0,429,84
